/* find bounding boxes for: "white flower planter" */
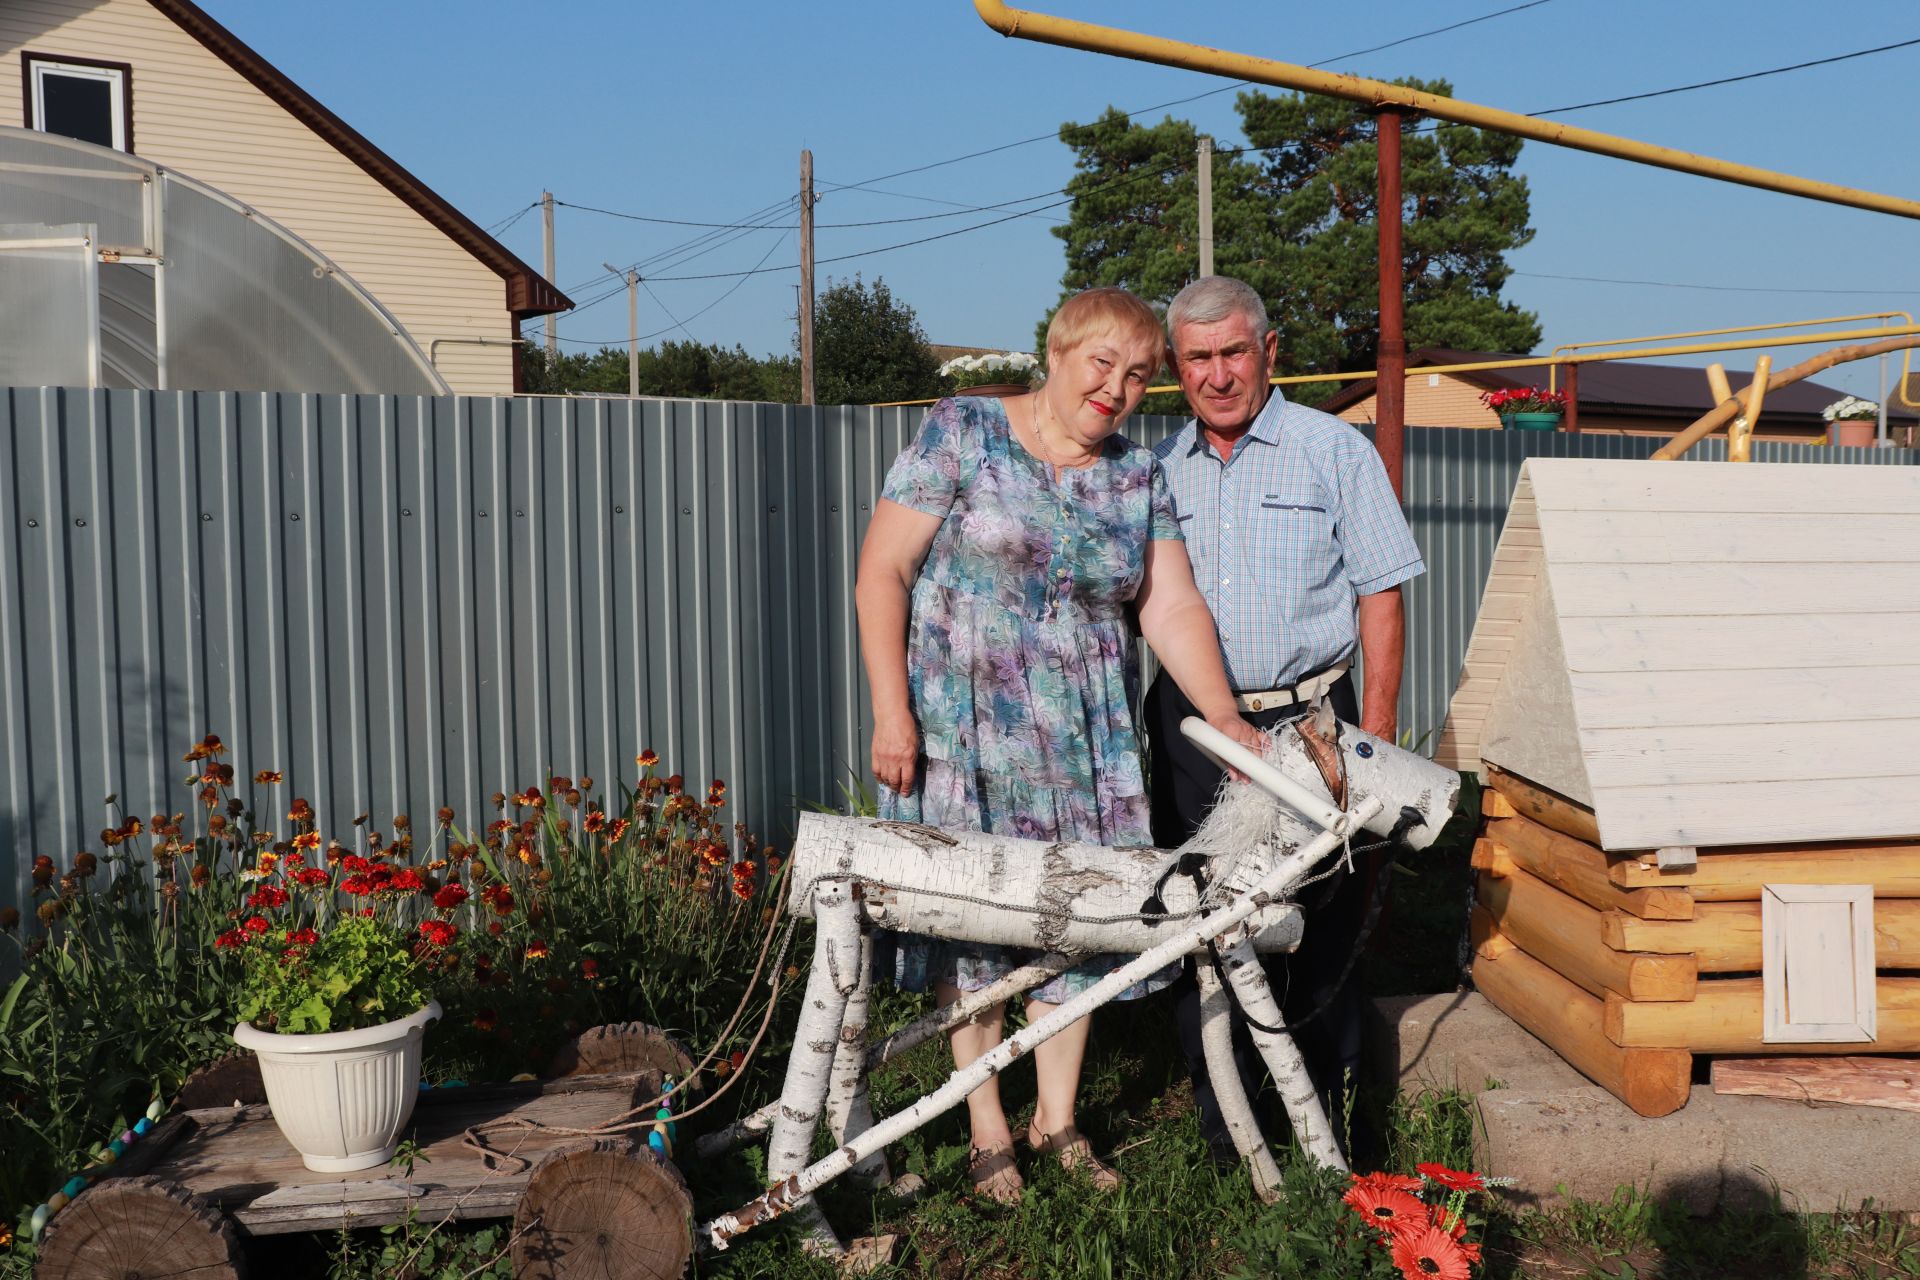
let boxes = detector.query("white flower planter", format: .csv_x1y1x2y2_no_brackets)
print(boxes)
234,1001,441,1172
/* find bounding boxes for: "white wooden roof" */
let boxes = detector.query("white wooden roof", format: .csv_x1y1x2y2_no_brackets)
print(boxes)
1436,458,1920,851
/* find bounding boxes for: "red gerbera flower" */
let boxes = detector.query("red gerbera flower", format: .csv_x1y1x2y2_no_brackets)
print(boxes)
525,938,550,960
433,883,469,911
580,957,599,980
1417,1163,1486,1193
1352,1170,1426,1196
1342,1182,1427,1236
1390,1222,1473,1280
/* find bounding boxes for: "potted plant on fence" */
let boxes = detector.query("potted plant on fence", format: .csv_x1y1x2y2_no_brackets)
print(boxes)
224,834,442,1172
1479,386,1569,431
1822,395,1879,448
939,351,1041,397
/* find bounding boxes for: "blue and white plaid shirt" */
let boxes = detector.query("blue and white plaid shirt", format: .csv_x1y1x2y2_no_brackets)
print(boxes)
1153,389,1425,692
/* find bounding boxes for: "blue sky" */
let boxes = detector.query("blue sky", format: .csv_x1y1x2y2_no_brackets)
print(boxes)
223,0,1920,399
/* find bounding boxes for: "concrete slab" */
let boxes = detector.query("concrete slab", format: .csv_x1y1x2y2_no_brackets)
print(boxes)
1369,993,1920,1213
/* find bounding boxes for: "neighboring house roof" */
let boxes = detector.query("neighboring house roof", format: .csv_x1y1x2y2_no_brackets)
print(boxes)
1437,457,1920,850
1325,347,1919,425
145,0,568,317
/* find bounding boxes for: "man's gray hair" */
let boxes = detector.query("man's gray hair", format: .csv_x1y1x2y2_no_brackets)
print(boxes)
1166,276,1270,346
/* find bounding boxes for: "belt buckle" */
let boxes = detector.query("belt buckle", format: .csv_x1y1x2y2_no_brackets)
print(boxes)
1249,695,1263,711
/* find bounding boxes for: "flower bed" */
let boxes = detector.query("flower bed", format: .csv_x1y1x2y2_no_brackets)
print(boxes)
0,736,791,1256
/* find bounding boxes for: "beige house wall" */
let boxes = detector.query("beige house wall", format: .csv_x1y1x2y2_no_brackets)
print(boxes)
1,0,514,394
1335,373,1828,442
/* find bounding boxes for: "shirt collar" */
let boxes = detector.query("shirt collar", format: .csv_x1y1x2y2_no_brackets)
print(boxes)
1183,386,1289,455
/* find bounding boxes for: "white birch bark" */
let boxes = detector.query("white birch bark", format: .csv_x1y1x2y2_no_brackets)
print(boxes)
787,814,1306,955
764,880,861,1256
1263,721,1460,851
1194,956,1286,1202
702,802,1381,1251
823,928,890,1188
1217,933,1349,1173
695,952,1075,1160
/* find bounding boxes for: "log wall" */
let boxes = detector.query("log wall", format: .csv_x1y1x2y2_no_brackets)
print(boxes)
1470,786,1920,1116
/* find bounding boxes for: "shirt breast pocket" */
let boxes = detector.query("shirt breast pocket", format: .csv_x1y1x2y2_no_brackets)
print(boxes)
1252,499,1335,585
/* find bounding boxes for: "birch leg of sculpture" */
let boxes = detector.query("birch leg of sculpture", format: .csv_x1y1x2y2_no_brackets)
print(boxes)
702,799,1382,1251
1194,955,1285,1202
823,927,890,1189
765,880,862,1254
697,951,1075,1159
1217,931,1348,1173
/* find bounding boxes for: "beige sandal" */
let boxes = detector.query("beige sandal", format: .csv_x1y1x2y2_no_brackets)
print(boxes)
966,1142,1024,1205
1027,1124,1123,1192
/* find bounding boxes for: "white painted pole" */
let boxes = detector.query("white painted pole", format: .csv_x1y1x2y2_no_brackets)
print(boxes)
702,799,1383,1249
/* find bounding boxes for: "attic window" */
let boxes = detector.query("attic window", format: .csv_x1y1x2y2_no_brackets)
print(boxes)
23,54,132,152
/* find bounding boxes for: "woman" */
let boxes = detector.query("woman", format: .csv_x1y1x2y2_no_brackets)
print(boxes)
854,286,1261,1204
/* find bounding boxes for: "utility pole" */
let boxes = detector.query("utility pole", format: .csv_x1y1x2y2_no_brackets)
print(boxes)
605,262,639,397
1373,110,1406,499
542,190,557,360
1197,135,1214,278
799,149,816,406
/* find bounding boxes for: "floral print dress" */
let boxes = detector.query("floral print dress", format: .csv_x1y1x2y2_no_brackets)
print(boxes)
877,396,1182,1003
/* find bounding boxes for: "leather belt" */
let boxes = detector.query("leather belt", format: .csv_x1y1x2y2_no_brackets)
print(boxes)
1232,661,1350,714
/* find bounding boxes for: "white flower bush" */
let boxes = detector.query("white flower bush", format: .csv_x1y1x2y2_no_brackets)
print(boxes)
939,351,1041,390
1822,395,1880,422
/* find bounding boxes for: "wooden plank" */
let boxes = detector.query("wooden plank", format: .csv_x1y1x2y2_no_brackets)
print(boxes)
1471,911,1692,1118
1559,615,1920,674
1609,839,1920,890
1604,976,1920,1053
139,1082,655,1234
1486,767,1600,845
1525,458,1920,515
1484,791,1518,819
1543,510,1920,564
1603,897,1920,970
1548,562,1918,620
1483,818,1694,920
1711,1057,1920,1113
1572,666,1920,725
1583,720,1920,790
1592,778,1920,854
1479,865,1696,1001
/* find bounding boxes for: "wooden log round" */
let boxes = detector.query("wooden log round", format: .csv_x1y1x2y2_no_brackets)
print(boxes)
36,1175,245,1280
175,1051,266,1110
512,1140,693,1280
545,1022,697,1084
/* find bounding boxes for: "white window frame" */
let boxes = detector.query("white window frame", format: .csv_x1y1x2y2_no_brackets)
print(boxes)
27,57,129,152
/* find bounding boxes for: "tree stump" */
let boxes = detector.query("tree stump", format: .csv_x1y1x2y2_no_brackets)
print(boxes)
545,1022,696,1085
512,1140,693,1280
176,1051,267,1110
36,1176,244,1279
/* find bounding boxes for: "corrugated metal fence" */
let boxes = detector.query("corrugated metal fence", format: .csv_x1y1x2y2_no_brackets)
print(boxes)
2,387,1910,908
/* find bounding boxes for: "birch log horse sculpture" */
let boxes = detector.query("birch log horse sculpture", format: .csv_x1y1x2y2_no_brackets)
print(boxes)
703,715,1459,1254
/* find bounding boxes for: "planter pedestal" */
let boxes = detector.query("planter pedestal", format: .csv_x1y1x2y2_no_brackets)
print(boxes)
234,1001,440,1172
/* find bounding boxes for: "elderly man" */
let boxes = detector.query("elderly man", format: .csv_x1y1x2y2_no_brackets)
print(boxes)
1146,275,1425,1162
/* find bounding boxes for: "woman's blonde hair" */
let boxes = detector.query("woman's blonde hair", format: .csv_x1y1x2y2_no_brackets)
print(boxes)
1044,286,1164,362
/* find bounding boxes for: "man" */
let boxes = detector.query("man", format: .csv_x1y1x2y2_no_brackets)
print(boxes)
1146,275,1425,1163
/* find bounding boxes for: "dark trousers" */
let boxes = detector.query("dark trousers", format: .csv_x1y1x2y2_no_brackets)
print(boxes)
1144,668,1369,1159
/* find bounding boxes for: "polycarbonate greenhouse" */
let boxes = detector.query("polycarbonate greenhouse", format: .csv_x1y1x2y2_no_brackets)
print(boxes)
0,126,448,395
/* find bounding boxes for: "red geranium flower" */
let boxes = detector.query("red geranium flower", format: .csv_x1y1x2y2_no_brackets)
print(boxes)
340,874,373,896
214,929,245,949
247,885,290,910
1390,1222,1473,1280
285,927,319,947
1417,1163,1486,1193
419,919,456,947
241,915,271,935
294,867,329,887
389,868,425,894
1342,1181,1426,1236
433,884,469,911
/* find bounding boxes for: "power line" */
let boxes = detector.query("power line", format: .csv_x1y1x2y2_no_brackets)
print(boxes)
1515,269,1920,296
1532,36,1920,117
486,200,539,236
558,187,1068,230
555,230,796,345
